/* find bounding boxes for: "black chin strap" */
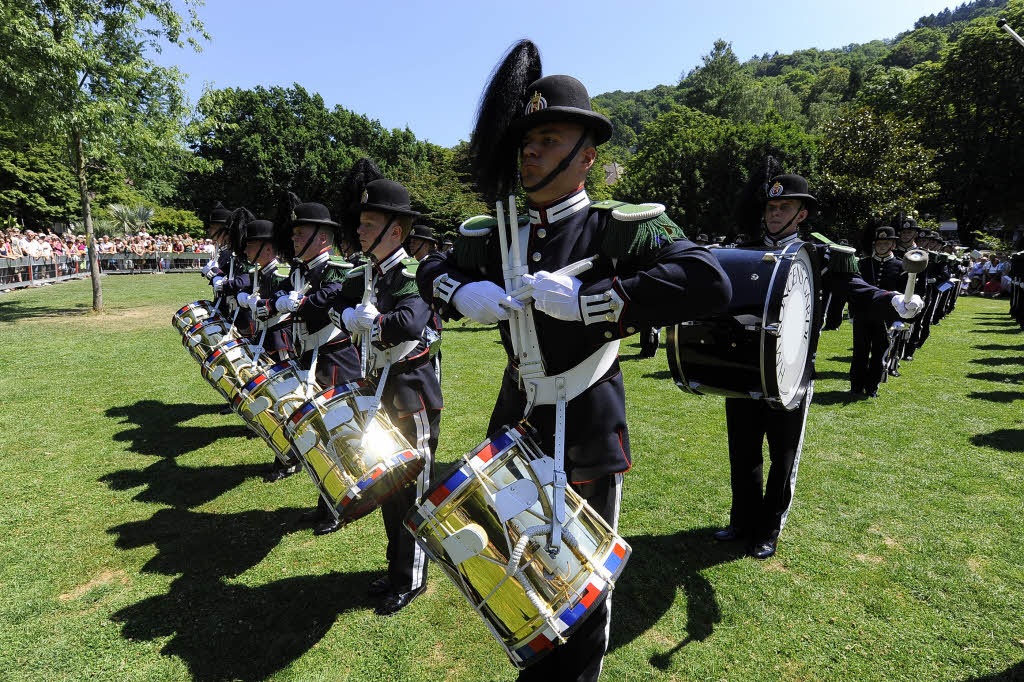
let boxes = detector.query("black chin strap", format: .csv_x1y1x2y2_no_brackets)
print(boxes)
250,240,269,267
764,201,804,241
521,132,589,193
295,226,322,261
362,213,396,262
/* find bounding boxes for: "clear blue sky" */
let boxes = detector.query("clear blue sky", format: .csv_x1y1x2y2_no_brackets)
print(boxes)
160,0,959,147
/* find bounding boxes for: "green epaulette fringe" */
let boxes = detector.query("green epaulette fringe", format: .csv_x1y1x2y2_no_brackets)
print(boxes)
811,232,860,274
592,200,684,259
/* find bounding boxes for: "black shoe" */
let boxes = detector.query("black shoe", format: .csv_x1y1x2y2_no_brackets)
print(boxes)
264,464,300,483
313,516,342,536
368,576,391,596
375,586,425,616
822,325,839,331
889,369,900,377
713,525,746,542
849,387,864,395
903,354,914,361
866,390,878,398
750,538,777,560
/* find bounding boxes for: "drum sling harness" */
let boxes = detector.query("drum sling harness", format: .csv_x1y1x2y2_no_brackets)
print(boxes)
495,197,620,556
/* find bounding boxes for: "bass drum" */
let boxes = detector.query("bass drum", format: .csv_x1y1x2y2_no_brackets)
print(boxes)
666,241,821,411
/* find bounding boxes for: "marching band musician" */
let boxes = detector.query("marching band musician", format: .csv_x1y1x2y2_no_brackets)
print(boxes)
850,226,906,397
220,212,301,482
715,170,923,561
269,197,362,535
417,40,732,681
328,176,443,617
200,201,232,287
405,224,439,261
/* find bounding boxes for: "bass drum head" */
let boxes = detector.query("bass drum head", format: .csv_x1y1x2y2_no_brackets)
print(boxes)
761,243,820,410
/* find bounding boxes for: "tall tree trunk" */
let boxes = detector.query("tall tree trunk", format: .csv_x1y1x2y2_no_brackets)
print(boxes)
73,127,102,311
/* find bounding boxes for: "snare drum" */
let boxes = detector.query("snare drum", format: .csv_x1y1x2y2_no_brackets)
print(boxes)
285,382,424,523
232,360,311,464
172,300,219,334
200,338,268,402
182,318,236,363
666,241,821,411
405,425,631,669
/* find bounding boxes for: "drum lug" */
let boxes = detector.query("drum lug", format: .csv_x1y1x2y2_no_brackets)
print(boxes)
763,323,780,336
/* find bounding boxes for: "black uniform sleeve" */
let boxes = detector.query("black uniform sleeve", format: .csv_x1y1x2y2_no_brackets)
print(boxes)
374,292,431,348
575,239,732,344
221,272,251,296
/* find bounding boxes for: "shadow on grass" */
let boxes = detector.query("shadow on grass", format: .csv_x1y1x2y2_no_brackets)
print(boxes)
642,369,674,380
974,344,1024,352
970,356,1024,366
810,390,867,406
967,390,1024,403
827,355,854,363
112,570,375,681
964,660,1024,681
101,458,267,508
970,428,1024,453
0,298,91,323
608,527,746,667
975,321,1019,327
443,324,498,333
971,328,1022,335
814,370,849,381
966,372,1024,385
106,400,252,457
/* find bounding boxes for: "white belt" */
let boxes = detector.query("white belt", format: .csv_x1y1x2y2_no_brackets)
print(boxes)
295,322,344,354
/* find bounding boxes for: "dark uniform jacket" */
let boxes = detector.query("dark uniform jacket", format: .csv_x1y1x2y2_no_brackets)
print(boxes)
417,189,732,483
266,250,360,386
855,254,906,320
222,259,293,361
209,249,254,336
332,247,442,418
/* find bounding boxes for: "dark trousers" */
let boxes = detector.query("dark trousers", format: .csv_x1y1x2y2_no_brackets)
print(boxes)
850,316,889,393
910,291,936,350
517,473,623,682
383,408,439,593
724,391,811,541
638,326,660,358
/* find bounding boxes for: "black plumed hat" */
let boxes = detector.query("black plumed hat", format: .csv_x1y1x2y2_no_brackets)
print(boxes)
873,226,897,241
272,191,302,262
290,202,340,229
357,179,420,217
506,75,612,146
408,224,438,244
763,174,818,212
209,201,231,224
900,216,918,232
243,219,275,242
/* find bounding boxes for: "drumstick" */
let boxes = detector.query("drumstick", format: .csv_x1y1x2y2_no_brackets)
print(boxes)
504,257,597,305
495,200,522,360
360,265,372,379
998,18,1024,49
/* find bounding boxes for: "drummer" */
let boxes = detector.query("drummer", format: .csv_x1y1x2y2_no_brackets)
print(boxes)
201,201,234,290
715,172,923,560
219,214,301,482
328,176,442,617
405,224,439,261
269,198,362,534
417,41,732,681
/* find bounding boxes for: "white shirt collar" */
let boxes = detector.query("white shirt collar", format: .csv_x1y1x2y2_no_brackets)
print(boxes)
872,252,894,262
528,188,590,226
304,251,331,269
260,258,279,275
763,231,800,248
377,246,408,275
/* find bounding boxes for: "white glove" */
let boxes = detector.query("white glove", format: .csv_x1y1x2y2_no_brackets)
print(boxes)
451,280,523,324
236,292,251,307
522,271,583,321
212,276,225,293
342,302,379,332
891,294,924,319
275,291,302,313
201,261,216,278
246,294,262,313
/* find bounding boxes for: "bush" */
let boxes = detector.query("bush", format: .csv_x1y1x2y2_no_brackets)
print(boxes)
149,206,204,237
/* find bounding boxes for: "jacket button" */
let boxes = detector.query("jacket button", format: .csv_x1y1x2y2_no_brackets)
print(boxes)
626,326,636,334
604,331,614,339
536,228,547,238
532,252,541,262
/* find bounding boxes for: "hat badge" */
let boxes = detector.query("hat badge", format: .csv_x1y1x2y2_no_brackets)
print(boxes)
361,189,369,204
290,210,297,222
768,181,784,198
525,91,547,115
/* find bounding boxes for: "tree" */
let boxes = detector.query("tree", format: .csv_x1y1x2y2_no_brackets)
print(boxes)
908,4,1024,243
0,129,80,227
815,107,938,241
681,40,748,119
108,204,154,235
0,1,207,310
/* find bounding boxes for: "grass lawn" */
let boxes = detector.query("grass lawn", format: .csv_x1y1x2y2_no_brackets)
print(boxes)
0,274,1021,682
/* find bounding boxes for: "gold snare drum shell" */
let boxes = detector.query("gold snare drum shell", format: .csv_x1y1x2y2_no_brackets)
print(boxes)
406,426,630,668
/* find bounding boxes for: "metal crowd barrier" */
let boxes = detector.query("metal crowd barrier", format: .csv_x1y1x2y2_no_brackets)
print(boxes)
0,252,210,291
